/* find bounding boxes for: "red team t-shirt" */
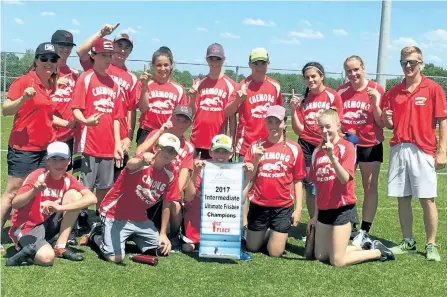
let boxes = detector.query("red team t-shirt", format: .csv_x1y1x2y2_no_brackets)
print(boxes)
296,87,343,146
143,130,194,174
245,139,306,208
230,76,283,156
99,158,180,221
71,70,125,158
9,169,87,244
80,60,141,141
337,81,385,147
51,66,79,142
183,168,203,243
139,80,186,131
309,138,357,210
382,75,447,156
7,71,56,151
189,75,236,149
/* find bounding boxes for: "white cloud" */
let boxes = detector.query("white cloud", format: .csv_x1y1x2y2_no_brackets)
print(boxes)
152,38,160,43
14,17,24,25
12,38,23,43
72,19,80,26
220,32,240,39
427,54,443,63
243,18,276,27
333,29,348,36
420,42,447,51
68,29,80,34
300,20,311,26
137,26,143,30
424,29,447,43
41,12,56,17
4,0,24,5
392,37,418,47
122,27,138,34
197,27,208,32
272,37,300,45
289,29,324,39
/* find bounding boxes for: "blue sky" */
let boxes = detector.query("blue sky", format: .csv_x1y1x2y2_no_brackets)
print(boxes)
2,0,447,78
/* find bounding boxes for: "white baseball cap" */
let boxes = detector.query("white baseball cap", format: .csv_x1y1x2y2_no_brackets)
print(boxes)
47,141,70,159
158,133,181,154
211,134,233,152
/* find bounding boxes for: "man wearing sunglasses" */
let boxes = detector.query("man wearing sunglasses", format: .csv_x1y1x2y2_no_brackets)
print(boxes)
383,46,446,262
189,43,237,160
224,47,283,162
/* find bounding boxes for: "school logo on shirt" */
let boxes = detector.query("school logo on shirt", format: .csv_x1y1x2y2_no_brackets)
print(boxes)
92,86,117,113
249,93,276,119
315,156,336,182
136,175,167,205
342,100,370,125
199,88,227,112
414,97,427,106
258,152,291,178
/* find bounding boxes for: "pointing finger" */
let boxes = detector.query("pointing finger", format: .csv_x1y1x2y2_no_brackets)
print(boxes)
143,64,147,73
325,131,330,143
113,23,120,30
292,88,295,97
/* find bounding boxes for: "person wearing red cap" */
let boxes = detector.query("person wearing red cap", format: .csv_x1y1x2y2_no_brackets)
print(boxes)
188,43,236,160
244,105,306,257
224,48,283,162
0,42,75,252
71,37,125,214
76,24,140,179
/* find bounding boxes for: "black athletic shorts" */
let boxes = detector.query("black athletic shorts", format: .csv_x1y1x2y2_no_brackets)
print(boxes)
136,127,153,146
357,143,383,163
317,204,357,226
18,213,63,251
247,202,293,233
297,138,317,187
7,146,47,177
63,138,75,172
194,148,211,160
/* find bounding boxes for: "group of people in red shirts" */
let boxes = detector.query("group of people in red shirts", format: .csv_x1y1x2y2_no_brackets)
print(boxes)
1,23,445,267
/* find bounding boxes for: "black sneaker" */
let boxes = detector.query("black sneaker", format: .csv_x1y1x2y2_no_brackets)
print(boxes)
76,211,90,232
54,247,84,261
372,240,395,262
6,243,37,266
88,222,103,245
67,230,78,246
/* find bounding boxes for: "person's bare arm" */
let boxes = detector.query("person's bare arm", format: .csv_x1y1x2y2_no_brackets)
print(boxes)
77,23,120,61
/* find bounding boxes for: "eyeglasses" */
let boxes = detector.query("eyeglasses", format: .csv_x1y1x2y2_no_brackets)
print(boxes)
251,60,267,66
208,57,222,61
400,60,420,67
39,55,59,63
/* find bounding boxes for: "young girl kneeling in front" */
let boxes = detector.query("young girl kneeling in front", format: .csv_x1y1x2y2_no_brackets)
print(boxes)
308,109,394,267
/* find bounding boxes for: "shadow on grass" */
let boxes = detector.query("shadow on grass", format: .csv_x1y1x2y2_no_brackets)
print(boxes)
1,227,13,245
182,250,239,264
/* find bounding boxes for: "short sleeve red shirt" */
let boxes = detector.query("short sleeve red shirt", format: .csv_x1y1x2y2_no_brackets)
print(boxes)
337,81,385,147
296,87,343,146
382,75,447,156
7,71,56,151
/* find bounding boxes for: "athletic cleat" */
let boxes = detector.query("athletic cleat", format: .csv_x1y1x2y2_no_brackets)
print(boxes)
372,240,395,262
390,239,417,255
425,243,441,262
6,243,37,266
54,247,84,261
87,222,103,245
67,230,78,246
352,230,369,247
240,251,252,261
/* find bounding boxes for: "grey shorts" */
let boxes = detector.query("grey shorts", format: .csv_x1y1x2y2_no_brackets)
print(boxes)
100,217,159,256
80,154,114,190
16,213,63,251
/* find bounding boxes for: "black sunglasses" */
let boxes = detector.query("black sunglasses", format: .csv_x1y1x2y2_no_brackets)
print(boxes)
251,60,267,66
39,55,59,63
400,60,420,67
57,43,74,48
207,56,222,61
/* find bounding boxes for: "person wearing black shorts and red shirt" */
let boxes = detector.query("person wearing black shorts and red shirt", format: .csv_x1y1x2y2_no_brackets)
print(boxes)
307,109,394,267
290,62,343,220
337,55,385,244
0,43,73,251
244,105,305,257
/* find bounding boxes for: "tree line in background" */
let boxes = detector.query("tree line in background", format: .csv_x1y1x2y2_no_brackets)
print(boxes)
2,50,447,100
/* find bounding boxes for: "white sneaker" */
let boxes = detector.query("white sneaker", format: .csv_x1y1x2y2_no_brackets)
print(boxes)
352,230,367,246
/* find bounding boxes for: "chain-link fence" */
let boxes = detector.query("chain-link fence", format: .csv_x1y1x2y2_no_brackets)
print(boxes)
2,52,447,112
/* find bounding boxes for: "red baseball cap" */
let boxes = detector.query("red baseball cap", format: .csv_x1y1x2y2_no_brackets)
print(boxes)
91,38,114,54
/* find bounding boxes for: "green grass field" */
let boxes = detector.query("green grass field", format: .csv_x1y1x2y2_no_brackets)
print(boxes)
1,115,446,297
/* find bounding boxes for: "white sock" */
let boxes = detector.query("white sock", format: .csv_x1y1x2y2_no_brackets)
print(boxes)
54,244,66,249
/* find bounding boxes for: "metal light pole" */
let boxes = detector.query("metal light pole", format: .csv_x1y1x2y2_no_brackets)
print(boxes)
376,0,392,87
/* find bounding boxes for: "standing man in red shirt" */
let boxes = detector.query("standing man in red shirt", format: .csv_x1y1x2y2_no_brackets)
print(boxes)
189,43,236,159
383,46,446,262
224,48,283,161
72,38,124,213
76,24,140,178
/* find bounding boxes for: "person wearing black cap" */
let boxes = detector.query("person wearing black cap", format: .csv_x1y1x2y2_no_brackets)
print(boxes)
135,105,194,252
188,43,237,160
0,42,74,251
